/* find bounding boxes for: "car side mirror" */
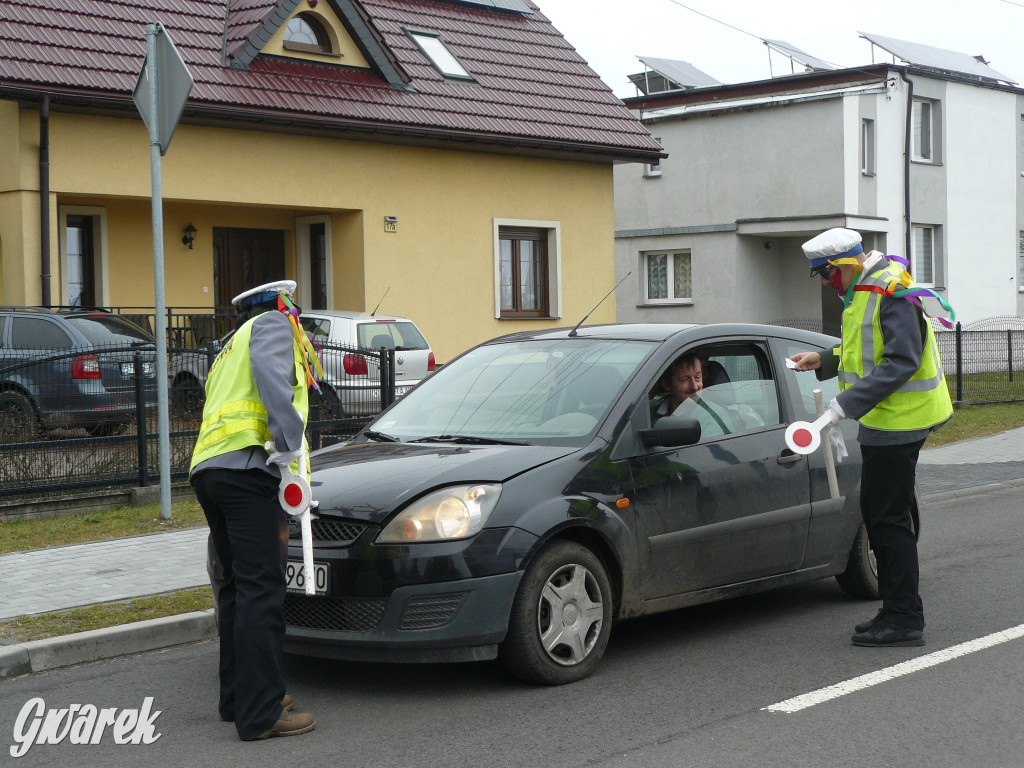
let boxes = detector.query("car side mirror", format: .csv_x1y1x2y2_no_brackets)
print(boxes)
639,416,701,448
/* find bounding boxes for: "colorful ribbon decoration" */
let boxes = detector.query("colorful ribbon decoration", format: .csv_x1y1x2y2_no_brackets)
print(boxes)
850,254,957,330
277,294,324,392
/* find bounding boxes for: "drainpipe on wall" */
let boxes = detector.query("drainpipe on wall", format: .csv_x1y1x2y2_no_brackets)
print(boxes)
899,69,913,261
39,95,51,307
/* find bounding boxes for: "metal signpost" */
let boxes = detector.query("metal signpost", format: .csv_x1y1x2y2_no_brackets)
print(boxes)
132,23,194,519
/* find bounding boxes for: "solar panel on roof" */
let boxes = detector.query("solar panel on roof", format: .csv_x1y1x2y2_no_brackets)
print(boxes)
763,39,836,72
634,56,721,89
860,31,1015,84
450,0,533,13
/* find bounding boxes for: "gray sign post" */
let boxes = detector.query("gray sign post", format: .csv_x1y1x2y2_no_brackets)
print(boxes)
132,23,194,519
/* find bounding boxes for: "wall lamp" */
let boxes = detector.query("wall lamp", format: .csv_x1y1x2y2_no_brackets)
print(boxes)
182,222,197,249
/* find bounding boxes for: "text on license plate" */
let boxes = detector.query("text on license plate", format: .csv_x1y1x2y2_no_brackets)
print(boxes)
286,560,329,595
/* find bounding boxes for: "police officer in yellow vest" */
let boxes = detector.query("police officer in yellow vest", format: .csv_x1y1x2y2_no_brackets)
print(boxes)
190,280,316,740
789,229,952,648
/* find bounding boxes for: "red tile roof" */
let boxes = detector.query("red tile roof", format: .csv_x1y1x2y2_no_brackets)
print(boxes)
0,0,662,161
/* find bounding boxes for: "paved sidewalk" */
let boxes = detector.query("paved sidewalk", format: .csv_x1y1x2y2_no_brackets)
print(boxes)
1,426,1022,678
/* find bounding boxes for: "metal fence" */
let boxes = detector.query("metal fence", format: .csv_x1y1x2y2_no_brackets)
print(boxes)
0,340,395,500
768,316,1024,405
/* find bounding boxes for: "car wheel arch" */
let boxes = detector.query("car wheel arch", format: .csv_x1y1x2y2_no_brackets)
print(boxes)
519,521,625,621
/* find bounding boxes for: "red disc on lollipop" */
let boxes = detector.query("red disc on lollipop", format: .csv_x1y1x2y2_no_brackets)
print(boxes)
792,428,813,448
283,482,305,508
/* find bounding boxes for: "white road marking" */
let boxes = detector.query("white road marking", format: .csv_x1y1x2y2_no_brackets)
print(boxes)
763,623,1024,713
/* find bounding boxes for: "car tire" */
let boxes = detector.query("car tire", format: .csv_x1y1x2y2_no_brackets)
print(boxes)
171,375,205,416
500,541,614,685
0,390,39,440
835,522,879,599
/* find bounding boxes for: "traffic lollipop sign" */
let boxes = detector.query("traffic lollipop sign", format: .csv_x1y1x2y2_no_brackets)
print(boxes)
784,410,833,455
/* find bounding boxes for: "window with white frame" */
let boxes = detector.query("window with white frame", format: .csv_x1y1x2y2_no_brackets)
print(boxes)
912,225,935,286
861,118,875,175
407,30,473,81
643,250,691,302
912,99,935,162
645,138,663,177
493,219,561,319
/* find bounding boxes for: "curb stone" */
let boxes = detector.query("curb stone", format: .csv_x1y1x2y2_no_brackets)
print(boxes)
0,609,217,679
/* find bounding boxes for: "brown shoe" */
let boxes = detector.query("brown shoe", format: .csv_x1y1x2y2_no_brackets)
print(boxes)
253,711,316,740
282,694,294,712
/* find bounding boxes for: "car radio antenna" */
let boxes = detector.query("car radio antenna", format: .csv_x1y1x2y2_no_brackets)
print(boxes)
568,271,631,337
370,286,390,316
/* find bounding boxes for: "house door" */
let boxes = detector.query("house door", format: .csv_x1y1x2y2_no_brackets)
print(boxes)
212,228,286,307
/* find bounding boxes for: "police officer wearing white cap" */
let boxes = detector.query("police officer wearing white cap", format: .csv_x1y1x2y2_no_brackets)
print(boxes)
789,228,953,647
190,280,316,740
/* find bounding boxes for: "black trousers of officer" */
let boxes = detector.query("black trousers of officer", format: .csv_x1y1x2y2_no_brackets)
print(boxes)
859,439,926,631
193,467,288,740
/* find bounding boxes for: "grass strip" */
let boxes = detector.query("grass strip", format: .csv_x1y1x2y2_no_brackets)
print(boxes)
0,587,214,643
924,401,1024,448
0,499,206,555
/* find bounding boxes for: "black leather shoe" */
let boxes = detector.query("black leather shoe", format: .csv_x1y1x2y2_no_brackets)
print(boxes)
851,620,924,647
854,609,885,634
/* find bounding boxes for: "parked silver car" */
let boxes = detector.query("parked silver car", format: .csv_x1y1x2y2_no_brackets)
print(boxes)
299,309,435,417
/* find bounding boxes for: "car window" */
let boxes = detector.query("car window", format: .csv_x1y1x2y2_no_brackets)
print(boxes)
650,342,780,441
300,316,331,342
373,338,654,446
357,321,428,351
10,316,73,350
63,315,154,344
778,340,840,420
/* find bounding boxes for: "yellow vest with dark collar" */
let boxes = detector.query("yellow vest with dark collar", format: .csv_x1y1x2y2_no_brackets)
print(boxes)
189,315,309,474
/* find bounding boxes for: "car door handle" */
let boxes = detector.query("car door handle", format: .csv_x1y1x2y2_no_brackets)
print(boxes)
777,451,804,466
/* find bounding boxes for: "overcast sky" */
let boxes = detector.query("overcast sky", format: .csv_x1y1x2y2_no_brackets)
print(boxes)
534,0,1024,97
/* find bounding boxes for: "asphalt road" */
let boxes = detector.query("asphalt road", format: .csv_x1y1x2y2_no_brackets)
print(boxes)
2,486,1022,768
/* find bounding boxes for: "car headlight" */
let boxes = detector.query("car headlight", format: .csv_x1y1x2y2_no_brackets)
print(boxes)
376,484,502,543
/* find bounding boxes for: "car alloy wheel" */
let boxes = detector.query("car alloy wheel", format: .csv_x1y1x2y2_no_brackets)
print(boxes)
0,391,38,440
501,541,613,685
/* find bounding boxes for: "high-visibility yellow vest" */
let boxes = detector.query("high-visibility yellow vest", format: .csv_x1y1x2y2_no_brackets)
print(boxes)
838,262,953,431
189,315,309,474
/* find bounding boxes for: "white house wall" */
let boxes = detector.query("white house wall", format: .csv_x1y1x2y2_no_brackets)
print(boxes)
943,80,1018,321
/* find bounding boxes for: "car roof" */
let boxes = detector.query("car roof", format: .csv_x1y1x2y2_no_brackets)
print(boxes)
301,309,417,323
484,322,837,345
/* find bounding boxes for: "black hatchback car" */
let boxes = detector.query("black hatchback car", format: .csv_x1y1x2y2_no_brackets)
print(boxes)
283,323,892,684
0,307,158,438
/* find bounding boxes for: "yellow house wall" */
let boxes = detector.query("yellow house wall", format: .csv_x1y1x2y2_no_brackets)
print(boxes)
6,108,617,363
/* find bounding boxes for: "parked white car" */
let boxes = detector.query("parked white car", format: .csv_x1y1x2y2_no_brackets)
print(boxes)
299,309,435,417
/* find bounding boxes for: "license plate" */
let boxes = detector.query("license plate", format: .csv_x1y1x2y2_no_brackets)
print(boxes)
286,560,329,595
395,384,411,398
120,361,155,376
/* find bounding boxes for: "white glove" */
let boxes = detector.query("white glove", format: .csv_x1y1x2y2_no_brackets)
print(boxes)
264,443,304,468
830,426,848,463
827,397,846,425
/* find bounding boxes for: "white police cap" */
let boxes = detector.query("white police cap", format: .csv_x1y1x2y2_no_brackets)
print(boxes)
802,228,863,269
231,280,297,308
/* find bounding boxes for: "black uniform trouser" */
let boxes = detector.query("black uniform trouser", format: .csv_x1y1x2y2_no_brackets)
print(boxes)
860,440,926,631
193,468,288,740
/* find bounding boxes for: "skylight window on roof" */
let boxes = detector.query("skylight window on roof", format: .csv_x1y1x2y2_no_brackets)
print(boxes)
407,31,473,81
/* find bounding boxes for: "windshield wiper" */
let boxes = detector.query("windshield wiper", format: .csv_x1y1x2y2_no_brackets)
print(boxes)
363,429,398,442
408,434,528,446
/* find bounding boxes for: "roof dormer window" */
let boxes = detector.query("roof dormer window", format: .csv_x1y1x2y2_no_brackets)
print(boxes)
407,30,473,81
284,13,332,54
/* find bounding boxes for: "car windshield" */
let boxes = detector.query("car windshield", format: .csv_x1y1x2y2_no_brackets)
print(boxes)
357,321,427,351
370,337,655,446
64,314,155,344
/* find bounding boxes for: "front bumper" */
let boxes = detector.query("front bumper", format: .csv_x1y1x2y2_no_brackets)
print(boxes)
282,524,536,663
284,570,522,663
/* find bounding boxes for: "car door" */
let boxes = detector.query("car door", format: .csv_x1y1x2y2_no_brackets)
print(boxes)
627,338,813,599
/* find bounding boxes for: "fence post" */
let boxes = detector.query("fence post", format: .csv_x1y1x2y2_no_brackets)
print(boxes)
1008,329,1014,384
955,321,963,403
134,350,149,487
386,349,396,408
